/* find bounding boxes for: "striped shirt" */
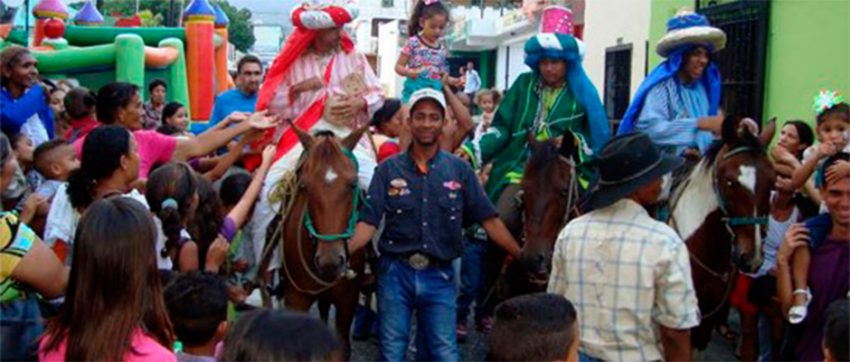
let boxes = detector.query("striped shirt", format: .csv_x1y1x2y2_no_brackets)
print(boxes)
548,199,700,361
267,48,384,129
634,77,715,155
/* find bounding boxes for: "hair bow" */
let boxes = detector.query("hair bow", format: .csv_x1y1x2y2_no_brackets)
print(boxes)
813,89,844,115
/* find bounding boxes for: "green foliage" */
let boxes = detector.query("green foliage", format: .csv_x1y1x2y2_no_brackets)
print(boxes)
138,10,163,27
218,1,255,52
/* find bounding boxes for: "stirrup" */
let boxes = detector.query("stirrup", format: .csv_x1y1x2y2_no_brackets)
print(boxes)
788,288,812,324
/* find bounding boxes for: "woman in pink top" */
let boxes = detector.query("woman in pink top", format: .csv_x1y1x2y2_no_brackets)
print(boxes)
40,197,176,362
72,82,279,179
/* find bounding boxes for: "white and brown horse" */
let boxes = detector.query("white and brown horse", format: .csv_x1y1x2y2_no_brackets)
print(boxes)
668,117,776,352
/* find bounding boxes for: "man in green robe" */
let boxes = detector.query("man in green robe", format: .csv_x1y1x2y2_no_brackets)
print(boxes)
460,32,610,231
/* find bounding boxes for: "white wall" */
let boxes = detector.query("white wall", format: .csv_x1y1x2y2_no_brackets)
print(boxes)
378,20,404,98
352,0,409,56
495,33,533,91
581,0,651,100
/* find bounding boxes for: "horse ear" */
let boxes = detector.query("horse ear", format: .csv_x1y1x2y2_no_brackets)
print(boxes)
290,121,313,149
759,117,777,147
559,131,577,159
341,122,369,151
720,115,740,144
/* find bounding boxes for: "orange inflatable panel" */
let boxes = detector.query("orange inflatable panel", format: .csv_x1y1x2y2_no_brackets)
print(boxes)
144,47,179,68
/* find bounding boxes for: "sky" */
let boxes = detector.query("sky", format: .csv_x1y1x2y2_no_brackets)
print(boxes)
227,0,299,25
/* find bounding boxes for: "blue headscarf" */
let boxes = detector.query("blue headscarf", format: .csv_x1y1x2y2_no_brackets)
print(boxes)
524,33,610,153
617,12,723,136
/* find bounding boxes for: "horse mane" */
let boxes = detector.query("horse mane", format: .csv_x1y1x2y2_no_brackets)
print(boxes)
669,158,718,240
671,130,764,240
302,132,350,176
703,135,763,163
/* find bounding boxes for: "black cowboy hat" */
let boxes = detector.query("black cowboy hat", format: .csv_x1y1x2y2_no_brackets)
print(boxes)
582,132,684,211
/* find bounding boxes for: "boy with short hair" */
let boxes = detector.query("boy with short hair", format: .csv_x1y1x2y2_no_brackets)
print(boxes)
32,139,79,201
164,272,229,362
487,293,580,362
823,299,849,362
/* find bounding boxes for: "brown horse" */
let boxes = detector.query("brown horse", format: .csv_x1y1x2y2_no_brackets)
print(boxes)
667,117,776,352
265,124,369,357
496,132,581,298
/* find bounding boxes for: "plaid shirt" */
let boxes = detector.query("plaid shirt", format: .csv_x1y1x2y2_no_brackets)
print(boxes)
548,199,700,361
142,101,163,130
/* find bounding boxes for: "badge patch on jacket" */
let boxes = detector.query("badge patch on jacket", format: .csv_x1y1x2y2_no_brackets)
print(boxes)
443,180,461,191
388,178,410,197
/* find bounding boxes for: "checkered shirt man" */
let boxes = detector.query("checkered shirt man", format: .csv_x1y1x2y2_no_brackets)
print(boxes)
547,198,700,361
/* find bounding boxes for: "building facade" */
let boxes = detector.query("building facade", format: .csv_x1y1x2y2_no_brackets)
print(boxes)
649,0,850,135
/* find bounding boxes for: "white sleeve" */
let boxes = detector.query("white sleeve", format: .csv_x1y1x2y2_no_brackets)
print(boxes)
44,183,78,248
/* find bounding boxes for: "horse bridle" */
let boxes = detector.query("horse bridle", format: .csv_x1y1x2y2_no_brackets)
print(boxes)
278,147,361,295
710,145,770,241
691,145,768,320
299,147,361,245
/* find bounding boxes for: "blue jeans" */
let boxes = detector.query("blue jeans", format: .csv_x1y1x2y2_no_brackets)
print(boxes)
457,238,486,324
757,313,772,362
352,304,379,338
377,256,458,362
578,351,603,362
1,295,43,361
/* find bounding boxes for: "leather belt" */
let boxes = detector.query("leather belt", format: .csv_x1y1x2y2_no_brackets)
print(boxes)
401,252,449,270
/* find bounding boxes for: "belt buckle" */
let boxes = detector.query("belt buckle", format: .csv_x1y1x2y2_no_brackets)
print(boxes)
408,253,430,270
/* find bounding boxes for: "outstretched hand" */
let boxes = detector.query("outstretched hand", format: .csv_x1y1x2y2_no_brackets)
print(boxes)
247,110,282,130
740,117,759,136
204,236,230,273
260,145,277,169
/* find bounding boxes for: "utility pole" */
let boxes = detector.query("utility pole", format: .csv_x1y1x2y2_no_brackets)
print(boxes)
23,0,29,46
169,0,175,26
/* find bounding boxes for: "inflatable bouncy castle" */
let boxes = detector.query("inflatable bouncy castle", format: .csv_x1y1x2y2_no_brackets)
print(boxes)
0,0,235,131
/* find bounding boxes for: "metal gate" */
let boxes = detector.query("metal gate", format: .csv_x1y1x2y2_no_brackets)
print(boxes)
604,45,633,122
696,0,770,123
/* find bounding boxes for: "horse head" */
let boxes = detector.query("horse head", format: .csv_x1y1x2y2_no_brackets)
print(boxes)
518,132,580,285
292,122,368,279
711,116,776,273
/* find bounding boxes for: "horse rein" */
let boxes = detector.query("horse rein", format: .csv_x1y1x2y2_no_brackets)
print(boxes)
559,155,581,226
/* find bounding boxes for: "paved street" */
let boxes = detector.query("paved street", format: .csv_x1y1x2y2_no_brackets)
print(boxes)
303,305,738,361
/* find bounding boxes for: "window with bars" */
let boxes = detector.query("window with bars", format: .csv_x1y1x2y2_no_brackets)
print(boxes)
696,0,770,122
604,45,632,121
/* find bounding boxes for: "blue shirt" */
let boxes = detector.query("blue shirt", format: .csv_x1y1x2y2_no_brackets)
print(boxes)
208,89,257,126
360,150,498,261
634,77,714,155
0,85,55,146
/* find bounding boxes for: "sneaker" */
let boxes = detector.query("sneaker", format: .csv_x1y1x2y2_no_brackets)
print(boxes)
476,317,493,333
456,323,468,343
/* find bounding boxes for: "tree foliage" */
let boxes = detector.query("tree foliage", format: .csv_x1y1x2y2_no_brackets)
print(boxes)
218,1,255,52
